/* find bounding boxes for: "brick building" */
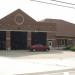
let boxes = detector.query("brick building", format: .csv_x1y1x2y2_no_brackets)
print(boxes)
0,9,75,50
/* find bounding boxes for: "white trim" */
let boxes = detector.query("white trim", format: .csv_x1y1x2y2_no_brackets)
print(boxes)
56,38,67,39
56,38,73,40
0,30,56,32
68,39,72,40
28,39,56,40
47,39,56,40
31,31,56,32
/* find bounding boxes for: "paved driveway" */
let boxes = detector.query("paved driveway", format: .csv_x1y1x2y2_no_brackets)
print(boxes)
1,50,75,59
0,50,75,75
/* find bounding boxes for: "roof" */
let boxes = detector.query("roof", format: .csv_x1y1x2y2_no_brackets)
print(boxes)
41,19,75,37
0,9,37,30
0,9,36,24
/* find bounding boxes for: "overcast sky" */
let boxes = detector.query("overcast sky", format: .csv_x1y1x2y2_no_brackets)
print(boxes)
0,0,75,24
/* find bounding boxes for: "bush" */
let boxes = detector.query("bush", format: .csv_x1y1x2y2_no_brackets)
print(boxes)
64,45,75,51
70,46,75,51
63,46,71,50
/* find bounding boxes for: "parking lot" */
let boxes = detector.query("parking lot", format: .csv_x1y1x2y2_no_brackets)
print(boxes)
0,50,75,75
1,50,75,59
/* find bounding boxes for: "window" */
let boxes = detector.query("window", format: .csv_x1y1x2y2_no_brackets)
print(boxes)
57,39,67,47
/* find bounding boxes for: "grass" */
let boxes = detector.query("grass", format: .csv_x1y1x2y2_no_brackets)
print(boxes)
64,45,75,51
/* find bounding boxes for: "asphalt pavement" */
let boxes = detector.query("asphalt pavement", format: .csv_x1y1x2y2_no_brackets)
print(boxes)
0,50,75,75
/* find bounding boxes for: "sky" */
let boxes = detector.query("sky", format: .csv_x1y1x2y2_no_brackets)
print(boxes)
0,0,75,24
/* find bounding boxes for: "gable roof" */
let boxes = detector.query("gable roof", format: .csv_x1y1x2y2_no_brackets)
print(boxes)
0,9,36,24
0,9,37,30
41,19,75,37
41,18,74,24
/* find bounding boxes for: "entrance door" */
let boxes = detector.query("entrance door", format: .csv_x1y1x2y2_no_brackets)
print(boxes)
48,41,52,49
0,31,6,50
10,31,27,50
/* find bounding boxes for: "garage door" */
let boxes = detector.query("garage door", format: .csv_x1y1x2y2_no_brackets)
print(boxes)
0,31,6,50
31,32,47,45
10,31,27,50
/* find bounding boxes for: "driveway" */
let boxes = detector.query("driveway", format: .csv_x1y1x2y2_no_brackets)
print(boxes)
1,50,75,59
0,50,75,75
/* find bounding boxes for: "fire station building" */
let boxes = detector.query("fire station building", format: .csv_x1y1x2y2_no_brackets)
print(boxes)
0,9,75,50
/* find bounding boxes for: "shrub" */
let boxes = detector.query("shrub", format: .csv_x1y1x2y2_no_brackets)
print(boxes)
70,46,75,51
63,46,71,50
